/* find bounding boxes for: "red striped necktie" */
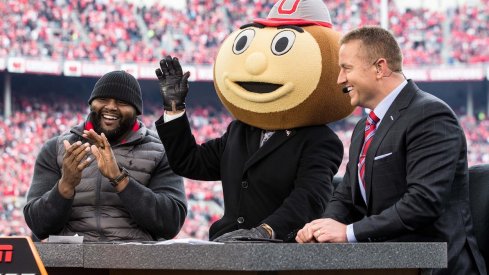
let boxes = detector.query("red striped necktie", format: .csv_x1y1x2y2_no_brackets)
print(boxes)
358,111,380,189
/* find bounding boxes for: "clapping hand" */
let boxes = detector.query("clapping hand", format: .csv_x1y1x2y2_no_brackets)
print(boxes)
83,129,120,180
59,140,93,198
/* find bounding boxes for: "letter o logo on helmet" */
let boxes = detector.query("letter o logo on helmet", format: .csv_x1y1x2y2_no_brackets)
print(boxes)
277,0,301,15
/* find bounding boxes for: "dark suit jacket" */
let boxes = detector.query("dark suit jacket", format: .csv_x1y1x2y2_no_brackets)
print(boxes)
156,114,343,242
325,80,486,274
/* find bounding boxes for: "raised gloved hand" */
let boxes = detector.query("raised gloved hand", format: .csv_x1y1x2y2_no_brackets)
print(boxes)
213,225,273,243
155,56,190,111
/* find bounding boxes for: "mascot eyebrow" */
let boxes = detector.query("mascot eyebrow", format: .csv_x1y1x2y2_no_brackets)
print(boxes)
240,23,265,29
239,23,304,33
277,25,304,33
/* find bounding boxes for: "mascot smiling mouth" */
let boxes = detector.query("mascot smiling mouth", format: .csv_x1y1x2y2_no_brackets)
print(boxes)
224,78,294,103
236,82,282,94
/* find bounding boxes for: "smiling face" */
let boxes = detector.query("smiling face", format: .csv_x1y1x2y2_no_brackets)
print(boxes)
214,25,354,130
337,40,379,109
90,97,137,142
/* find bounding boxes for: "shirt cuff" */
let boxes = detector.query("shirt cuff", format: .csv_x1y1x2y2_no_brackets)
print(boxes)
164,111,185,122
346,224,357,243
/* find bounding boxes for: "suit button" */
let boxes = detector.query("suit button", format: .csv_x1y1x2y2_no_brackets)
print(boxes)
237,217,245,224
241,180,248,188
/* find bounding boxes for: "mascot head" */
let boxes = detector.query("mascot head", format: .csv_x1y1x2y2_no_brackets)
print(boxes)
214,0,354,130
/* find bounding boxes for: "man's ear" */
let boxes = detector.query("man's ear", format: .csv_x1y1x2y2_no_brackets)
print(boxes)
376,58,390,77
377,58,386,73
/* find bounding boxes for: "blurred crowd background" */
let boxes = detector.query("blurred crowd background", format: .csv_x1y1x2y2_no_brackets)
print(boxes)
1,0,488,240
0,0,487,64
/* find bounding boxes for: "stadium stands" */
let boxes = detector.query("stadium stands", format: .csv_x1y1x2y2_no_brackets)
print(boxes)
0,0,487,65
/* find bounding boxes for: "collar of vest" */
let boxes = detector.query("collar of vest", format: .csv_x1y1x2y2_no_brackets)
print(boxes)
69,119,145,146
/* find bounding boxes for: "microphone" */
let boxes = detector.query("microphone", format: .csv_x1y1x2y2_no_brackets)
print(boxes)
342,87,349,94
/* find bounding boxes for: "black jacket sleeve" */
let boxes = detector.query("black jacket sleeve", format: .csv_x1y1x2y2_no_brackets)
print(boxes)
23,137,74,240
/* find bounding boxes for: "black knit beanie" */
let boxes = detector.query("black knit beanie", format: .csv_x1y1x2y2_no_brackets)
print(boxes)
88,70,143,115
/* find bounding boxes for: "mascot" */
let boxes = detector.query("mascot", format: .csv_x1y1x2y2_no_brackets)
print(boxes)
155,0,354,242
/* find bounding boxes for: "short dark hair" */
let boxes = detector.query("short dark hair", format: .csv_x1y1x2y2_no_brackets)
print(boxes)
340,26,403,72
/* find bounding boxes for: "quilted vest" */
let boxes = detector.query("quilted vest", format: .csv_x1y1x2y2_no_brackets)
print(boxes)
55,122,165,241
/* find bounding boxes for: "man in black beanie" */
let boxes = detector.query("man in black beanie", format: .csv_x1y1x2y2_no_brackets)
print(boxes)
24,70,187,242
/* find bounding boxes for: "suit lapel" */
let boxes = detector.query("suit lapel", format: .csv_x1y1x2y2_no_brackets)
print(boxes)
364,80,418,205
350,118,367,207
243,129,295,173
245,125,261,158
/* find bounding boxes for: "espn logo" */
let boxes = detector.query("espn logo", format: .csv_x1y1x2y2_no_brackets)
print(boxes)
0,245,13,263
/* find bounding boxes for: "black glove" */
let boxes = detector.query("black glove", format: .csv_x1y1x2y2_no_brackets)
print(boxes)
155,56,190,111
214,226,277,243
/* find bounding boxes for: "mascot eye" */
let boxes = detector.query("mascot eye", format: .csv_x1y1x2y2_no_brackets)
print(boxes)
233,29,255,55
271,30,296,56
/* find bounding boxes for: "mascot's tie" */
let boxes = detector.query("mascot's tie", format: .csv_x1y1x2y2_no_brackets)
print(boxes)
260,131,275,147
358,111,380,200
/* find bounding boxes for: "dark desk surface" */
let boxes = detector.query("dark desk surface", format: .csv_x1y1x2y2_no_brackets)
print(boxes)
35,242,446,271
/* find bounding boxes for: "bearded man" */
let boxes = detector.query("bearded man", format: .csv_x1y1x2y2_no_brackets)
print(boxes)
24,70,187,242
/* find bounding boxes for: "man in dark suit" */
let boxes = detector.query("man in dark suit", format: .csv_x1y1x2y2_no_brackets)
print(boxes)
296,26,486,274
154,57,343,243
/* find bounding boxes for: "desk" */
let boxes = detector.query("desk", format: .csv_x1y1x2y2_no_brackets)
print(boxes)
35,242,446,275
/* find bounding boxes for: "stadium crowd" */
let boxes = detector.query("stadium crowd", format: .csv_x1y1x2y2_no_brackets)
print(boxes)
1,98,489,239
0,0,487,65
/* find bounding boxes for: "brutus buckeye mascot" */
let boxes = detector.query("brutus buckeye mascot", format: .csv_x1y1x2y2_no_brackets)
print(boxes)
155,0,354,242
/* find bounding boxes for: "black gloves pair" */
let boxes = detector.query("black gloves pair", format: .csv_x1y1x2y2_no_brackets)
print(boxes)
155,56,190,111
214,225,281,243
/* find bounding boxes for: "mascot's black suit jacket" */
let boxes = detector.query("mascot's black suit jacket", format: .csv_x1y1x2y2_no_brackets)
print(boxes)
325,80,486,274
156,115,342,242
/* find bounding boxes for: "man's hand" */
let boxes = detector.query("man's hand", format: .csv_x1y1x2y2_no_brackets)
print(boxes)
155,56,190,112
59,140,92,198
295,221,318,243
214,226,271,243
83,130,121,181
308,218,347,243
